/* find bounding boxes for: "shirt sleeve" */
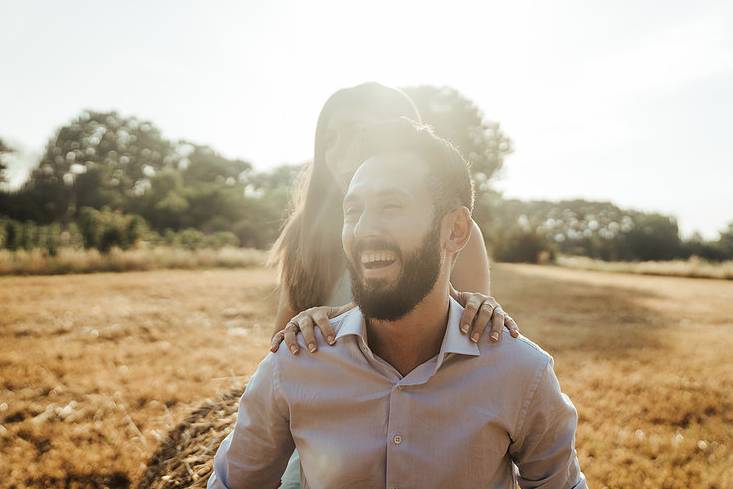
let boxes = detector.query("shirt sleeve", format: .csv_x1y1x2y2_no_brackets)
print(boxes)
509,357,588,489
208,353,295,489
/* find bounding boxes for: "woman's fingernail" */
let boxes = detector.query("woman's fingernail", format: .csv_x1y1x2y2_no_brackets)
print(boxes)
327,336,335,344
471,333,480,342
461,325,469,334
290,346,299,354
490,332,499,342
308,343,316,353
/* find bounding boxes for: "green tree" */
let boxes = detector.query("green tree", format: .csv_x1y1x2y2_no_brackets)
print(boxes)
179,142,252,186
135,169,189,230
403,85,512,190
0,138,11,184
618,213,682,261
484,198,688,262
233,163,302,248
716,222,733,259
25,111,175,221
681,232,725,261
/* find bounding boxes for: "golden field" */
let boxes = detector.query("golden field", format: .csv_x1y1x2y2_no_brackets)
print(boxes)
557,255,733,280
1,264,731,488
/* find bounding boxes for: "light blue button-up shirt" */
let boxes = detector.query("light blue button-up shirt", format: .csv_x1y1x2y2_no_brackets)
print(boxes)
209,298,587,489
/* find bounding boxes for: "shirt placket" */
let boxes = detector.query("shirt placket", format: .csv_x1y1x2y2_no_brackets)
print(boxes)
355,336,447,489
385,379,409,489
384,358,438,489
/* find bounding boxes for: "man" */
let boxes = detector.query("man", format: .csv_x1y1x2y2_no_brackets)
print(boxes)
209,119,587,488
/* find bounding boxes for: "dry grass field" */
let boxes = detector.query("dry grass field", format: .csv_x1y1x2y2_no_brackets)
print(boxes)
1,264,731,488
557,255,733,280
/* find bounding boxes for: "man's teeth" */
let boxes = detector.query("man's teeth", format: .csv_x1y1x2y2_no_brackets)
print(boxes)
360,251,396,264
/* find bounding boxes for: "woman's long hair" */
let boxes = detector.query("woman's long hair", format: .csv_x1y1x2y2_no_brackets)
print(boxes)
270,82,421,312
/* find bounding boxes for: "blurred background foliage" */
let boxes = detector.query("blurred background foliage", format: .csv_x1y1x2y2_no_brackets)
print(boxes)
0,86,731,264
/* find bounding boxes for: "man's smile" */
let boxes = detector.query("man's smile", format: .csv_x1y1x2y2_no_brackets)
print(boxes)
360,250,397,269
358,249,400,279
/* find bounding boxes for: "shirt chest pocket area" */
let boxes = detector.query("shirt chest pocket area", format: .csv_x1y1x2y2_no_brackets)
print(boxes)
453,407,513,477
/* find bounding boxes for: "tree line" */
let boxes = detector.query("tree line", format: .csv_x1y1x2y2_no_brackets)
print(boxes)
483,197,733,263
1,86,730,263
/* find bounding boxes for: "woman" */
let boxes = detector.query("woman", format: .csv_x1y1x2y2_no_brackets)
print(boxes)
270,82,519,356
266,82,521,489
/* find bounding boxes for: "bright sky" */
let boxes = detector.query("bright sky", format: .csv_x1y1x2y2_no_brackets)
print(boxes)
2,0,732,238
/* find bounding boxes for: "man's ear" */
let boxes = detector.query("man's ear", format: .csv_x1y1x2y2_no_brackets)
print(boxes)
443,207,472,255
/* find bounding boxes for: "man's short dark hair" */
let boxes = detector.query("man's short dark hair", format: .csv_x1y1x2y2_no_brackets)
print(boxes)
358,117,474,219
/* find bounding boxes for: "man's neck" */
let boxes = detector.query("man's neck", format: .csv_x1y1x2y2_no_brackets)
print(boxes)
366,280,451,376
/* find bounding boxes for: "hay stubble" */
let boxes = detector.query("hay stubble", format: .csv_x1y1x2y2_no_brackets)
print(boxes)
1,265,731,488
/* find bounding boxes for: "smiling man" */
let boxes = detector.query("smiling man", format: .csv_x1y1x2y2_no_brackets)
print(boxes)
208,119,587,489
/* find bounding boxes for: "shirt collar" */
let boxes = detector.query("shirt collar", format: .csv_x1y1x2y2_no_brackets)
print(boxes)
334,296,481,361
334,307,366,341
439,297,481,358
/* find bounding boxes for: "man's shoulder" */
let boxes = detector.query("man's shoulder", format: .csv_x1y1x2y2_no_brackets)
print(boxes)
478,329,553,374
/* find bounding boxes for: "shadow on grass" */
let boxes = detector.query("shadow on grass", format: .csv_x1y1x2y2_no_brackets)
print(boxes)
21,472,130,489
491,265,674,355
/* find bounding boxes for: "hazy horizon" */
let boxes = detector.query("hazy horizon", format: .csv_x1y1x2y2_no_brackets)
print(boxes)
2,0,732,238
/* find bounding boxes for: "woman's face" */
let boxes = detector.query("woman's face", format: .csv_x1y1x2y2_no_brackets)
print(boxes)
323,106,385,191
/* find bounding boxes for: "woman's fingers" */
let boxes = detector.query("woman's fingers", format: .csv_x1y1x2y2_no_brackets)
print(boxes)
449,283,462,303
332,302,356,317
454,290,521,344
283,322,299,355
459,295,483,336
299,316,318,353
470,300,497,342
488,307,507,343
270,330,285,352
505,315,520,338
315,310,337,345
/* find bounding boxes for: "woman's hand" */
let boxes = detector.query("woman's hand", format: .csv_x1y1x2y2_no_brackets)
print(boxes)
270,303,356,354
450,285,520,343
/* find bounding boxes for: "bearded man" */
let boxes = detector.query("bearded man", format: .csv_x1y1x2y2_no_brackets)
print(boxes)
208,119,587,489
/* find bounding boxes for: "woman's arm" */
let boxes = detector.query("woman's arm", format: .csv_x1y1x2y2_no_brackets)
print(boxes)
272,286,298,337
450,220,491,295
449,220,519,342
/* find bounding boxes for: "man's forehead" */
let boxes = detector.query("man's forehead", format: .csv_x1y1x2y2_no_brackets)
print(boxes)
345,151,428,197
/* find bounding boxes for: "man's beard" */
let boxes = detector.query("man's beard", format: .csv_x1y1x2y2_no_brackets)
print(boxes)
347,226,442,321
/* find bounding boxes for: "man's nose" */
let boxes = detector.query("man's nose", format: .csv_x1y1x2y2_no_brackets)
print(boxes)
353,208,381,241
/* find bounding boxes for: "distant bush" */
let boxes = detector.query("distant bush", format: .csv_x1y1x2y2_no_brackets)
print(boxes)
173,228,206,250
151,228,239,250
0,246,266,276
77,207,146,252
204,231,240,249
491,228,556,264
1,212,242,255
0,218,78,254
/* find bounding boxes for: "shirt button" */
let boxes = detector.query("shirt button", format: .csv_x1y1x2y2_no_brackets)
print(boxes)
393,434,402,445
